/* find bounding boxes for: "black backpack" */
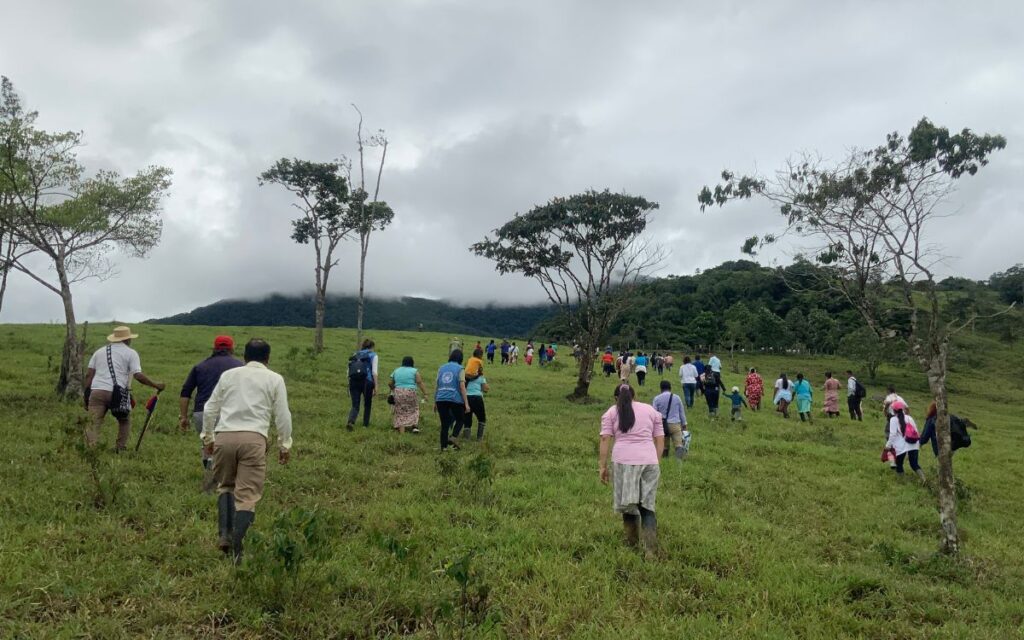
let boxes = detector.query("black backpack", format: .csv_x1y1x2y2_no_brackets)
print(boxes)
348,350,372,385
854,380,867,399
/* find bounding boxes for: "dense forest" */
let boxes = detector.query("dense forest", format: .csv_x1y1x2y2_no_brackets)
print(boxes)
148,294,557,338
150,261,1022,358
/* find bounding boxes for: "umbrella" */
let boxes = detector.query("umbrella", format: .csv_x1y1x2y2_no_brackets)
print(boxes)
134,392,161,452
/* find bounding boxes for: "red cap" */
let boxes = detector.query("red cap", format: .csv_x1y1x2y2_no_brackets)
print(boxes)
214,335,234,350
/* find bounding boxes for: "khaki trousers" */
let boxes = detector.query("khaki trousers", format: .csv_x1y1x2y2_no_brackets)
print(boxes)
665,421,683,448
86,390,131,449
213,431,268,512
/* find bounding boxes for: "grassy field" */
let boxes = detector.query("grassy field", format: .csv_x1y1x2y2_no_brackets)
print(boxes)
1,324,1023,639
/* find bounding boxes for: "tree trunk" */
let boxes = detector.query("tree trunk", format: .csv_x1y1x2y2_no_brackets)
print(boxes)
570,347,596,400
926,351,960,554
313,289,326,354
356,236,367,349
56,268,83,398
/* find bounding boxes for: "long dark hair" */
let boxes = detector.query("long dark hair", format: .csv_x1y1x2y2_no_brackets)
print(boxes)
780,373,789,390
896,408,908,437
613,384,636,433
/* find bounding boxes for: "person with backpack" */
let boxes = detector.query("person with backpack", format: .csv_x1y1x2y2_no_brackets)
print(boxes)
346,339,379,430
920,401,974,457
846,370,865,421
179,335,244,472
599,384,665,557
886,400,925,482
435,349,470,451
700,367,727,417
82,326,166,451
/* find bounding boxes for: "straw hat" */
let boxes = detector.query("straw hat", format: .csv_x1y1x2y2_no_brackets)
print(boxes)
107,326,139,343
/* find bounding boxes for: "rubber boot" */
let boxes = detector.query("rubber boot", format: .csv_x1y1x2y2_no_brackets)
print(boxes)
674,445,686,460
217,493,234,555
622,515,639,548
476,422,486,440
915,468,927,483
232,510,255,565
640,526,659,560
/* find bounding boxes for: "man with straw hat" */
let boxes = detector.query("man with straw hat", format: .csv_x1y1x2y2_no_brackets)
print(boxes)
83,325,166,451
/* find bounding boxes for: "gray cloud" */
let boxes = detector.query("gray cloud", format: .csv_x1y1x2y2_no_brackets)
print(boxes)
2,0,1023,323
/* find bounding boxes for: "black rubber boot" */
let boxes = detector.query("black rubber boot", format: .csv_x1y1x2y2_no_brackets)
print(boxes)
622,514,639,548
476,422,486,440
217,493,234,555
640,508,658,560
232,510,255,565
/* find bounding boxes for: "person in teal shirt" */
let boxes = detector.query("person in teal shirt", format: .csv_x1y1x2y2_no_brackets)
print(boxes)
388,356,429,434
793,372,813,422
456,375,490,440
728,386,749,422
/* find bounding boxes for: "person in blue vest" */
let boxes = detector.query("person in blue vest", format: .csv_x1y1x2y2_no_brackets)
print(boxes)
435,349,470,451
693,355,706,379
346,339,379,430
486,340,497,364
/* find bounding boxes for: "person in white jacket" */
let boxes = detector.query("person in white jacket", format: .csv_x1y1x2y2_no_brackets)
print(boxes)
886,400,925,482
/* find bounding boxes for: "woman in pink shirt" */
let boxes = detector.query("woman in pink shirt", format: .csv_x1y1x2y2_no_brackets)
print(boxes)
598,384,665,557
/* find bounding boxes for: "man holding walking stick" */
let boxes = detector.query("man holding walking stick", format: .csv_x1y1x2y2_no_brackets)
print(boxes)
201,338,293,564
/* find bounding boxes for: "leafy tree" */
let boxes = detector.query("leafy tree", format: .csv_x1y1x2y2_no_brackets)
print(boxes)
838,326,889,380
0,77,172,396
349,105,395,349
988,264,1023,305
721,302,753,357
685,310,718,349
700,117,1007,554
259,158,352,353
806,307,838,354
471,190,660,400
784,308,808,350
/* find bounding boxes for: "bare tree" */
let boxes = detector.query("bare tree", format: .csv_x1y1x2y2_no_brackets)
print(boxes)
348,105,394,349
700,118,1007,554
472,190,662,400
259,158,353,353
0,77,172,397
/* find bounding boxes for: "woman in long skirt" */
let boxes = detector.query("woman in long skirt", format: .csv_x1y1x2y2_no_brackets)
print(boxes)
774,373,792,419
744,368,764,410
389,356,429,434
823,372,840,418
598,384,665,558
793,372,813,422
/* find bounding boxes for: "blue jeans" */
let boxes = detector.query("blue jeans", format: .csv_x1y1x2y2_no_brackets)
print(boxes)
683,383,696,407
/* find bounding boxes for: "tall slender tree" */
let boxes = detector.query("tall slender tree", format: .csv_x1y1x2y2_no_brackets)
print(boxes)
259,158,353,353
700,118,1007,554
349,105,394,349
0,77,172,396
472,190,661,400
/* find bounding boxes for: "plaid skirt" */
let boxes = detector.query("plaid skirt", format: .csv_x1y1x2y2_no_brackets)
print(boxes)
392,388,419,428
612,462,660,515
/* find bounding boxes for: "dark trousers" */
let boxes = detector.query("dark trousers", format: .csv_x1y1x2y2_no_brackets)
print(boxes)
683,383,696,407
847,396,862,420
501,352,509,364
348,381,374,426
487,352,495,363
457,395,487,439
436,401,465,449
705,390,720,415
636,371,646,386
895,450,921,473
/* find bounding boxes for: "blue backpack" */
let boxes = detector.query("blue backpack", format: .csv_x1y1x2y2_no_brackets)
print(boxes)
348,350,372,385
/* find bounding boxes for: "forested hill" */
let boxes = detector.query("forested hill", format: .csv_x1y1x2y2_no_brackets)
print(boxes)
149,261,1023,347
146,294,557,338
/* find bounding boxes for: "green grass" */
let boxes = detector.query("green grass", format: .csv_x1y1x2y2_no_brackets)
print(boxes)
1,324,1023,638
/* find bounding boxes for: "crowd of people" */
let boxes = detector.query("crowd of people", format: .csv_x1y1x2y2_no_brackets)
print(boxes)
81,327,974,563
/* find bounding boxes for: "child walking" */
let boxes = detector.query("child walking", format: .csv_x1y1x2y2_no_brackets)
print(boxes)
457,374,490,440
728,386,748,421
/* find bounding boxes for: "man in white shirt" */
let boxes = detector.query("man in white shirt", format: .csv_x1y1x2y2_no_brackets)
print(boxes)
679,356,699,408
845,370,863,421
83,326,166,451
202,338,292,563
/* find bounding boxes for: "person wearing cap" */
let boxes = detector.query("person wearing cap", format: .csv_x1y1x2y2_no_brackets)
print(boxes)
179,335,244,472
728,386,748,421
201,338,292,564
83,326,166,451
885,399,925,482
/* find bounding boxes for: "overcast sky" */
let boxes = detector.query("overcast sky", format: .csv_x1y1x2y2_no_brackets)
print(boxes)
2,0,1022,323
